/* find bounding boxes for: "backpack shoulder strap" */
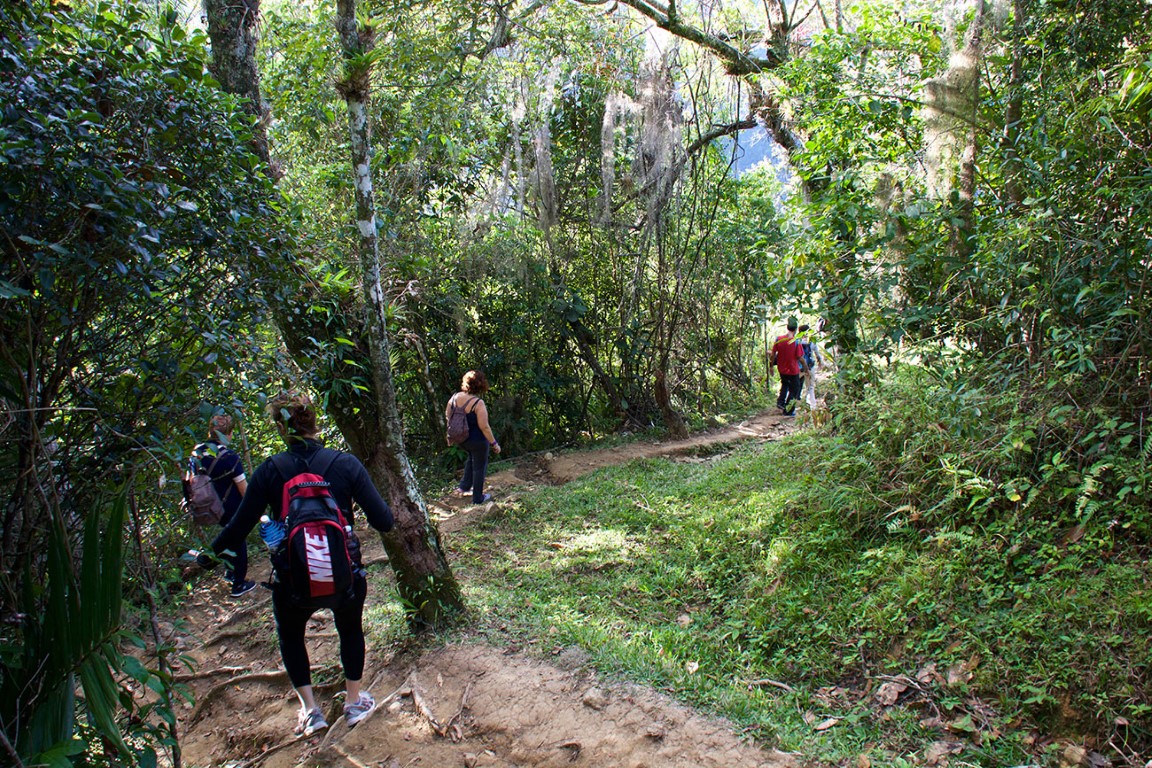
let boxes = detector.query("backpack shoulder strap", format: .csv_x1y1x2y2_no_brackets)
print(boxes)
270,451,304,484
192,442,225,476
310,447,340,478
464,396,480,413
271,447,339,480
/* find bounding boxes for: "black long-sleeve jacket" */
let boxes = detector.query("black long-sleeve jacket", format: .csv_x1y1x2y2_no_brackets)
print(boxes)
212,439,393,560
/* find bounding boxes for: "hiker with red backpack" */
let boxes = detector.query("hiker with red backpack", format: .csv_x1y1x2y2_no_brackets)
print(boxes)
445,369,501,504
184,413,255,598
201,391,394,738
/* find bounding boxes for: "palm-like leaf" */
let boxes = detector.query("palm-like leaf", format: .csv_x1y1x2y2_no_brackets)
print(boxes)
2,495,130,764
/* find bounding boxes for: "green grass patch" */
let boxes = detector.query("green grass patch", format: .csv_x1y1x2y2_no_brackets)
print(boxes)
447,429,1152,766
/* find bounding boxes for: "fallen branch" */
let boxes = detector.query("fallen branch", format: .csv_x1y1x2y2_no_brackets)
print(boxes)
745,678,795,692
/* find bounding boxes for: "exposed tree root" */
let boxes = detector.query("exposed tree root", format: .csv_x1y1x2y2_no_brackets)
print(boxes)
214,594,272,628
188,670,290,725
330,743,372,768
174,665,249,682
203,628,259,648
410,674,472,741
318,674,414,749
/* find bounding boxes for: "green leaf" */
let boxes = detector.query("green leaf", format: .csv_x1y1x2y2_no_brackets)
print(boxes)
28,738,86,768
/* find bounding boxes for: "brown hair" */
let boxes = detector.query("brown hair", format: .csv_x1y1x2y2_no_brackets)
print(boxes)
461,370,489,395
208,413,234,440
266,390,318,440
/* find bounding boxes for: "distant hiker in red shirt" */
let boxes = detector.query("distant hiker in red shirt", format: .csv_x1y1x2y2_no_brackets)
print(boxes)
770,319,807,417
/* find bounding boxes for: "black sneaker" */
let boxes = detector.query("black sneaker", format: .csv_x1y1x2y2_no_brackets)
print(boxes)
229,579,257,598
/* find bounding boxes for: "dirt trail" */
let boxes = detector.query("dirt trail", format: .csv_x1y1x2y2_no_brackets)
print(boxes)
172,410,801,768
432,409,796,534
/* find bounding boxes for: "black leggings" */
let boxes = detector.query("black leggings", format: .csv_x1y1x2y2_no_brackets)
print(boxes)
272,577,367,688
217,508,249,585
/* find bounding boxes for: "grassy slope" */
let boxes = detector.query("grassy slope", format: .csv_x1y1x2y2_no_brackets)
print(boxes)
440,431,1151,766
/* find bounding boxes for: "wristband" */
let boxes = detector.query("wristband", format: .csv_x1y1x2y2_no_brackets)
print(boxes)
489,440,498,447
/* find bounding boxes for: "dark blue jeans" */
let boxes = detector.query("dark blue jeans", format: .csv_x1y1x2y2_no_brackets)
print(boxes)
458,439,491,503
777,374,802,415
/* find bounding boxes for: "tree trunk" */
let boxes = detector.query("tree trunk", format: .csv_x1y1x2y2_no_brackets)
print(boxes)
952,0,987,262
654,369,688,439
1003,0,1026,208
203,0,464,629
335,0,463,628
203,0,273,171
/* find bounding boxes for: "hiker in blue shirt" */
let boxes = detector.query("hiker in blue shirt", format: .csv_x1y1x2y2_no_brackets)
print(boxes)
189,413,255,597
795,324,824,407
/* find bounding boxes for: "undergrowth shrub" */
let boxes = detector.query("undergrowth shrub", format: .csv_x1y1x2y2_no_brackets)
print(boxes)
807,358,1152,745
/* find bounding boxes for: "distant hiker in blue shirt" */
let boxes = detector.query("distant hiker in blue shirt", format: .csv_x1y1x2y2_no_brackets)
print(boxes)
189,413,255,597
795,324,824,407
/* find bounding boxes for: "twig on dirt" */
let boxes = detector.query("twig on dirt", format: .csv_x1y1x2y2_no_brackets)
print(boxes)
187,670,289,725
173,665,249,682
550,740,582,762
232,736,298,768
330,743,371,768
745,678,795,692
214,594,272,628
444,681,472,742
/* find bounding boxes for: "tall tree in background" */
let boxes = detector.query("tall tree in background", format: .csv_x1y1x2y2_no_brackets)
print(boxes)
334,0,463,624
203,0,463,626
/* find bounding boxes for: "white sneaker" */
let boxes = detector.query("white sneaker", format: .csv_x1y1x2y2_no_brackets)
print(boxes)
294,706,328,737
344,692,376,726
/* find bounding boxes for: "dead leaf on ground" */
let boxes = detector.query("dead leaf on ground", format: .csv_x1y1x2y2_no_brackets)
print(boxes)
917,663,942,685
874,680,908,706
814,718,840,731
946,660,975,686
924,740,964,765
